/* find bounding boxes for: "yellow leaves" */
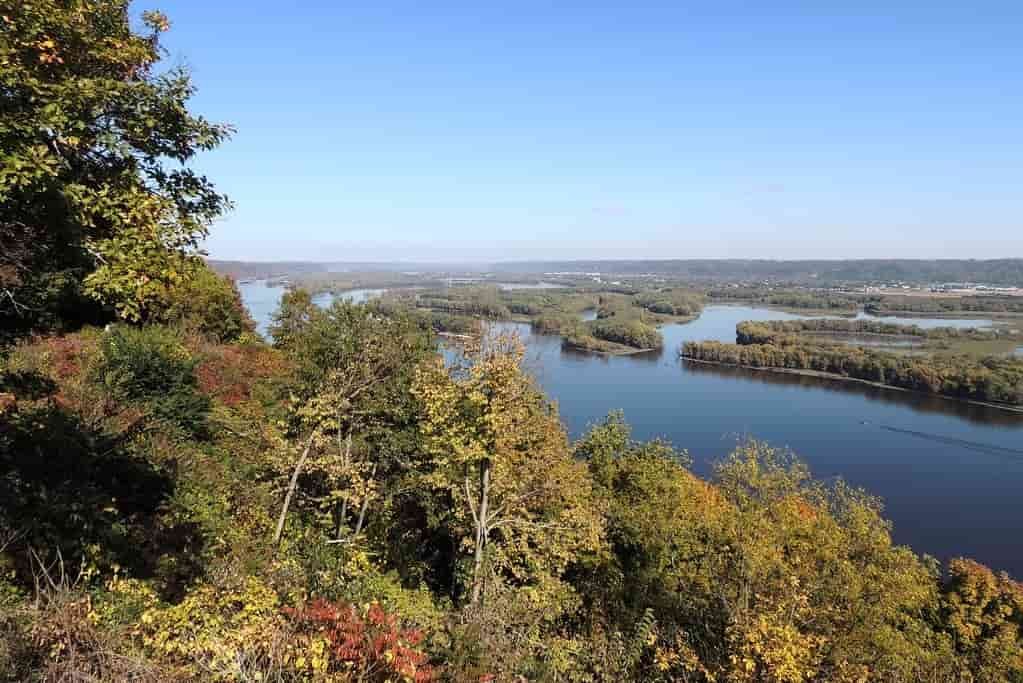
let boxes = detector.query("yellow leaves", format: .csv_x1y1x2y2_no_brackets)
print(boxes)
141,10,171,33
654,631,717,680
139,576,283,678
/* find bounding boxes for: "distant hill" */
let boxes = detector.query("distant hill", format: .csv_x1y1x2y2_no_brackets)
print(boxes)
208,260,491,280
210,258,1023,287
208,260,334,280
488,259,1023,286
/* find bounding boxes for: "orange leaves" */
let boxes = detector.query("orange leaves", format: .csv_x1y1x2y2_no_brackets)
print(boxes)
34,36,64,64
196,344,287,407
942,557,1023,678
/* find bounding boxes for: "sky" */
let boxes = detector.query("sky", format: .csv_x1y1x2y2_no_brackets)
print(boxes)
153,1,1023,262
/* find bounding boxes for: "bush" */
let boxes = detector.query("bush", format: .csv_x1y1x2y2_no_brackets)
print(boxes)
98,326,211,437
164,265,254,343
285,599,435,682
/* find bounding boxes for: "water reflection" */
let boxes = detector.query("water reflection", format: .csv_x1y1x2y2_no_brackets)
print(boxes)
854,311,994,329
682,360,1023,426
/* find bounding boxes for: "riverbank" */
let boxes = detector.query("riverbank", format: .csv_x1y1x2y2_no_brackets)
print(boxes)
680,357,1023,414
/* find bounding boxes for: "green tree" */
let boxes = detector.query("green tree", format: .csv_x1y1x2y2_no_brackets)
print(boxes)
271,301,434,547
164,263,253,343
268,288,321,349
0,1,231,340
413,335,603,607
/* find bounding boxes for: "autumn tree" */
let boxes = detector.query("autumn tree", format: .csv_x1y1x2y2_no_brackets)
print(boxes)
940,558,1023,681
413,334,603,609
272,301,433,546
0,1,231,342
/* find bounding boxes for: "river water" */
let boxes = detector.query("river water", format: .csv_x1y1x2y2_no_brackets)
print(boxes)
239,281,1023,576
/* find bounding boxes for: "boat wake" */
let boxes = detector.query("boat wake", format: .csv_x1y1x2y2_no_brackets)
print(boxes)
876,424,1023,458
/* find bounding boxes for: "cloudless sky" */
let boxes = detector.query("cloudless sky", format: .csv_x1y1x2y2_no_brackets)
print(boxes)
154,2,1023,261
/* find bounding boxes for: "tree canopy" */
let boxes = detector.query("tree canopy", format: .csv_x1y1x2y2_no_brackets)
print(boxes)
1,0,231,341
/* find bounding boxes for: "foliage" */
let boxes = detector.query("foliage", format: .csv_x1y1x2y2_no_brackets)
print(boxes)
0,0,231,340
97,325,211,436
140,574,284,680
285,599,435,681
5,7,1023,679
869,295,1023,314
4,317,1023,680
633,289,703,317
7,567,171,683
735,318,1015,345
164,264,254,343
706,286,868,311
412,335,604,611
266,298,437,564
425,312,480,336
0,332,187,588
940,558,1023,681
416,286,511,319
590,318,663,350
268,288,322,349
681,335,1023,406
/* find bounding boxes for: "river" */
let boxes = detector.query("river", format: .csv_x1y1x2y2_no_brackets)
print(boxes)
238,280,1023,576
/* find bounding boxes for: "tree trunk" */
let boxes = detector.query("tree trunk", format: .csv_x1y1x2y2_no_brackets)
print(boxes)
353,462,378,536
470,458,491,605
335,431,353,539
273,433,315,547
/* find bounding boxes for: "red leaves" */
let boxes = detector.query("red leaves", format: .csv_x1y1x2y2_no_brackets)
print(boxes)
285,598,435,682
42,335,87,380
196,345,287,406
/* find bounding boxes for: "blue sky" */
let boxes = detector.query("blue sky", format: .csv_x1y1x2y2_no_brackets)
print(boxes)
155,2,1023,261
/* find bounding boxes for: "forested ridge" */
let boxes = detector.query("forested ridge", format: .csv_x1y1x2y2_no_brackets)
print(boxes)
488,259,1023,286
3,4,1023,681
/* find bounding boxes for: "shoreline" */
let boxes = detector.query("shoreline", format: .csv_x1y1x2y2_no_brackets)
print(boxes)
679,357,1023,414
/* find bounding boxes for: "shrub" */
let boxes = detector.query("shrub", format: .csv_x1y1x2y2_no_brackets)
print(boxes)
285,599,435,681
141,576,284,679
98,326,211,437
164,265,254,343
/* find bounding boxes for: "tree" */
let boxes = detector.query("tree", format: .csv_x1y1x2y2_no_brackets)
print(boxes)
271,301,433,546
940,558,1023,681
413,334,603,607
164,263,253,343
268,288,321,349
0,1,231,340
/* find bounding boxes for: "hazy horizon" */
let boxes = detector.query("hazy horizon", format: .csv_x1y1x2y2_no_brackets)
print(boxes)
204,241,1023,264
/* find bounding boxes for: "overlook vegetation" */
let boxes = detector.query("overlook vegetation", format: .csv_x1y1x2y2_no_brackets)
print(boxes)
3,4,1023,681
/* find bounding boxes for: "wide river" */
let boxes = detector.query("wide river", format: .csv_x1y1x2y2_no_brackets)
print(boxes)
239,281,1023,576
